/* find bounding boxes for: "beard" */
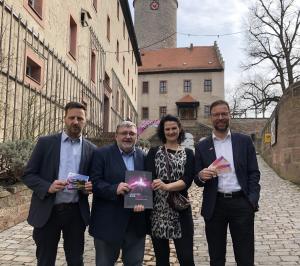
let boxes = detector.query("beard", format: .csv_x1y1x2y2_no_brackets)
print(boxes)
213,121,229,132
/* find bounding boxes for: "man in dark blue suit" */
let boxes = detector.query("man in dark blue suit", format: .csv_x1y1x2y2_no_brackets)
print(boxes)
194,100,260,266
89,121,146,266
22,102,96,266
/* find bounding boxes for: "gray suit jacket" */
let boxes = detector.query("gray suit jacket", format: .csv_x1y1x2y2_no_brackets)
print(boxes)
22,133,96,228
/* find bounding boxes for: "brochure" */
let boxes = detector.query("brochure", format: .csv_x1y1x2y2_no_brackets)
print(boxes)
124,170,153,209
65,172,89,190
209,156,232,174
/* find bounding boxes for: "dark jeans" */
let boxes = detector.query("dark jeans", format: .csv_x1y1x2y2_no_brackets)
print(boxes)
151,207,195,266
94,230,145,266
205,195,255,266
33,203,86,266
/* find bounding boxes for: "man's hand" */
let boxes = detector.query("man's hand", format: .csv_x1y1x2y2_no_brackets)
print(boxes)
152,179,169,191
48,180,67,193
84,181,93,194
133,204,145,212
116,182,130,195
198,167,218,181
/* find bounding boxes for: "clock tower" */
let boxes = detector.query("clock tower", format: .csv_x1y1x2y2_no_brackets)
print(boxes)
133,0,178,50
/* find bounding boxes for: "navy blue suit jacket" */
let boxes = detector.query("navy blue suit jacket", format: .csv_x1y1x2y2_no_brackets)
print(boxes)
89,143,146,244
194,132,260,220
22,133,96,228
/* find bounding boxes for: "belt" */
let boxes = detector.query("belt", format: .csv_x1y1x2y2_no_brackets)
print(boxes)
217,191,244,198
53,202,79,211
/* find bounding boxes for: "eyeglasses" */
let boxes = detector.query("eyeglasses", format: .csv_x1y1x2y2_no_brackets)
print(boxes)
117,131,137,137
211,112,230,118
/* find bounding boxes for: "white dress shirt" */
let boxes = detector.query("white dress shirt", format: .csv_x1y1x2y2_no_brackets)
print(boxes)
212,130,241,193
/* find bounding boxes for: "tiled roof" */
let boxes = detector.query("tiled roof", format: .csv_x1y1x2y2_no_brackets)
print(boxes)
176,94,199,103
139,46,224,73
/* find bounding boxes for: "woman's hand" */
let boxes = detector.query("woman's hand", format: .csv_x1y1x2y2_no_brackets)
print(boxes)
152,179,169,191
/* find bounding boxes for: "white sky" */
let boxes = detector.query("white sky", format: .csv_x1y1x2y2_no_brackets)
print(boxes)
128,0,253,99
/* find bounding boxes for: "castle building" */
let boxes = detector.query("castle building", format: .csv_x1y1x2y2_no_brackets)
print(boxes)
134,0,225,124
0,0,140,142
134,0,177,50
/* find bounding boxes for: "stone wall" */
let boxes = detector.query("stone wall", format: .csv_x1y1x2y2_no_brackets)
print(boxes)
231,118,268,151
0,183,31,232
260,81,300,184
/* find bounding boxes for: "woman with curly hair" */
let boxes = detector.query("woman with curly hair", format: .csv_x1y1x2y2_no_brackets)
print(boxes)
145,114,195,266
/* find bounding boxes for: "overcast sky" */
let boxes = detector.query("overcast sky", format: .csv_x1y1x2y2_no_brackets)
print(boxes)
129,0,254,99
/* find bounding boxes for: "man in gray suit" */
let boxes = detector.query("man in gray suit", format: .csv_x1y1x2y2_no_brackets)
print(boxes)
22,102,96,266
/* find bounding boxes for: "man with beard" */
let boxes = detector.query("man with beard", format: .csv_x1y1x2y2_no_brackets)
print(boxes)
89,121,146,266
22,102,96,266
194,100,260,266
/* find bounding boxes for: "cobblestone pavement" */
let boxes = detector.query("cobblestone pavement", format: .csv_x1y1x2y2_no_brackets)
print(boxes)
0,156,300,265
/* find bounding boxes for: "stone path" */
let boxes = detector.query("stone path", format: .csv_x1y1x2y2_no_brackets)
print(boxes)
0,156,300,265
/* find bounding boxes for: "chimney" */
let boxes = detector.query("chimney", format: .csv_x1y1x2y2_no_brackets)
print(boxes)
189,43,193,50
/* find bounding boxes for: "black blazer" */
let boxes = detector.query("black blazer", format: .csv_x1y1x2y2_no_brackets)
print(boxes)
21,133,96,228
89,143,146,245
194,132,260,220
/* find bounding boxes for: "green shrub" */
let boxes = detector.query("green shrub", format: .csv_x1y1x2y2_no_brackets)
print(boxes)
0,139,35,182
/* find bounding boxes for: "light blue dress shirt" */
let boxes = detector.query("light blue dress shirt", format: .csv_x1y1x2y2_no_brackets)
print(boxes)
55,131,82,204
119,147,135,171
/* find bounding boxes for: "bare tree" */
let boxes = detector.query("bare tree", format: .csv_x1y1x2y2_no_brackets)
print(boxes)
244,0,300,93
239,74,281,117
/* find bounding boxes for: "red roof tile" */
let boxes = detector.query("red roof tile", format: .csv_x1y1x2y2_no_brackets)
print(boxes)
139,46,224,73
176,94,199,103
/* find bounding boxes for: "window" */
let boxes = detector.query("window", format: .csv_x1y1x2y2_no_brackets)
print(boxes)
204,105,210,117
117,0,120,20
123,20,126,39
204,79,212,92
116,40,119,61
93,0,97,11
142,107,149,120
159,106,167,118
121,99,124,118
107,16,110,41
69,16,77,59
127,69,130,86
184,80,191,92
142,81,149,94
159,81,167,94
122,56,125,75
26,56,42,84
116,90,120,111
28,0,43,18
91,50,96,82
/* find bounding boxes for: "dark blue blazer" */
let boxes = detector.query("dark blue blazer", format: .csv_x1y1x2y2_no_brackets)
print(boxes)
194,132,260,220
89,143,146,245
22,133,96,228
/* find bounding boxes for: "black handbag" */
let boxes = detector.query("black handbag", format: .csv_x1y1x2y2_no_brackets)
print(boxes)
163,146,190,211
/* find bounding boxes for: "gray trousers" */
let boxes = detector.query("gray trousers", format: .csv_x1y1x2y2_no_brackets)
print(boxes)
94,231,145,266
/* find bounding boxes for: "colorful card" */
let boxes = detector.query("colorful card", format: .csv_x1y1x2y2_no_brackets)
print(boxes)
209,156,232,174
65,172,89,190
124,170,153,209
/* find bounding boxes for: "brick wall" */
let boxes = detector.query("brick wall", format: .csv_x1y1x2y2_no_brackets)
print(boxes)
260,81,300,184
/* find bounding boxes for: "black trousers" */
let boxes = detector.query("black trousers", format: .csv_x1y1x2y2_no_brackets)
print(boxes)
205,195,255,266
33,203,86,266
151,207,195,266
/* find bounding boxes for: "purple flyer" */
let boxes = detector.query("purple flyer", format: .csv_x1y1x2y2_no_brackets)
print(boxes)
124,170,153,209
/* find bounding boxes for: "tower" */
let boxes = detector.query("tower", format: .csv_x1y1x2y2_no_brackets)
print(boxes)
133,0,178,50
